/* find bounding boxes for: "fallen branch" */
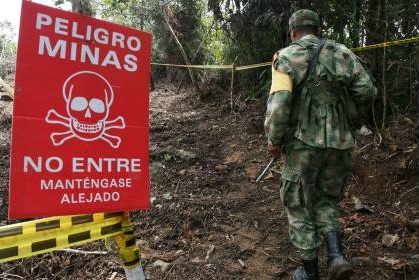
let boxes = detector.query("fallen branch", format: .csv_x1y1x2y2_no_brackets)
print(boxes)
205,245,215,261
162,264,174,280
359,143,372,153
399,185,419,199
0,273,24,279
59,248,108,255
109,272,118,280
374,132,383,146
383,151,400,161
238,259,246,268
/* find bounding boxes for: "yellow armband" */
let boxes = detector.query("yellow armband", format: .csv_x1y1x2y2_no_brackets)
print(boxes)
270,70,293,95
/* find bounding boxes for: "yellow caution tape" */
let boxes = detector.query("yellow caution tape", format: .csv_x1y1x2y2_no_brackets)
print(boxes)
351,37,419,52
115,212,141,269
151,62,233,69
236,62,271,71
151,36,419,71
0,212,123,263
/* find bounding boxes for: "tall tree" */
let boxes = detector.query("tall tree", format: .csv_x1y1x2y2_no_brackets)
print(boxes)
70,0,93,15
417,0,419,138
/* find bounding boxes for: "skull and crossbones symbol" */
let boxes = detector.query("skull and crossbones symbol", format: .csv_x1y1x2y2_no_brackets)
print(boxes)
45,71,125,148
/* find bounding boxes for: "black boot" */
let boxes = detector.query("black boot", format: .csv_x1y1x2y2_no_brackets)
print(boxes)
293,258,319,280
325,231,354,280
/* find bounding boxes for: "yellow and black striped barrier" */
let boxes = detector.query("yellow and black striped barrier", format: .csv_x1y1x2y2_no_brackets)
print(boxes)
0,212,124,263
151,36,419,71
115,212,140,269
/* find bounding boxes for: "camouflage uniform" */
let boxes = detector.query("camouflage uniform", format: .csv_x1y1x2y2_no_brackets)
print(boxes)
264,12,376,261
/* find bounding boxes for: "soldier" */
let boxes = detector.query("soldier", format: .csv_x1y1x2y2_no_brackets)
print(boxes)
264,9,376,280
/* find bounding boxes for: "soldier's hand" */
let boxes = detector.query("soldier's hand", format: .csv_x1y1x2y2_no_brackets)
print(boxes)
268,142,281,159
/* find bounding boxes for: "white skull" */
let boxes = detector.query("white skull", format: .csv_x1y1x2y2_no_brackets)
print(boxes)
62,71,114,141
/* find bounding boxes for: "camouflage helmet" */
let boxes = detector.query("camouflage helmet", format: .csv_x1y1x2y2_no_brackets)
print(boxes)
289,9,320,30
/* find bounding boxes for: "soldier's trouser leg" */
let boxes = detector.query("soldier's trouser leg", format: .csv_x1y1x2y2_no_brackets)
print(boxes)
282,180,322,258
280,139,352,260
314,149,354,280
281,140,323,258
314,149,352,235
283,178,320,280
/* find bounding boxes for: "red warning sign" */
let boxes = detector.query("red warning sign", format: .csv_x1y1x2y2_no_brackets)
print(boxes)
9,1,151,218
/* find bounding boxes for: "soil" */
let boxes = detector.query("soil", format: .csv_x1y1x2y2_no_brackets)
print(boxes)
0,84,418,279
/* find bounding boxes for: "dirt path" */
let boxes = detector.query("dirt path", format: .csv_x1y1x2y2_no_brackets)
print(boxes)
0,85,418,279
140,85,289,279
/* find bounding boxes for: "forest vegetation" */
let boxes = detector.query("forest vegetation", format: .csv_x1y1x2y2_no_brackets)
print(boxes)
1,0,418,124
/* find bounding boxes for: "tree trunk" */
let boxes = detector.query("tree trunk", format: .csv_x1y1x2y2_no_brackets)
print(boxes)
365,0,385,85
381,0,388,129
312,0,323,9
352,0,361,47
233,0,241,12
312,0,325,35
177,19,215,93
140,0,145,30
70,0,92,16
299,0,310,9
336,13,347,43
291,0,311,10
417,0,419,139
163,14,199,93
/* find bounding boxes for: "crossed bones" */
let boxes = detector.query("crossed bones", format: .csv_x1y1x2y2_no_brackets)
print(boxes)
46,109,125,148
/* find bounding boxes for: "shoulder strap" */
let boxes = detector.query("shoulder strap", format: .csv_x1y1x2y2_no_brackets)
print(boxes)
295,39,325,101
289,39,325,126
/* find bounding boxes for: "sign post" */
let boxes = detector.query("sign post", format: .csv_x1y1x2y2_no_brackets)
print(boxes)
9,0,151,218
